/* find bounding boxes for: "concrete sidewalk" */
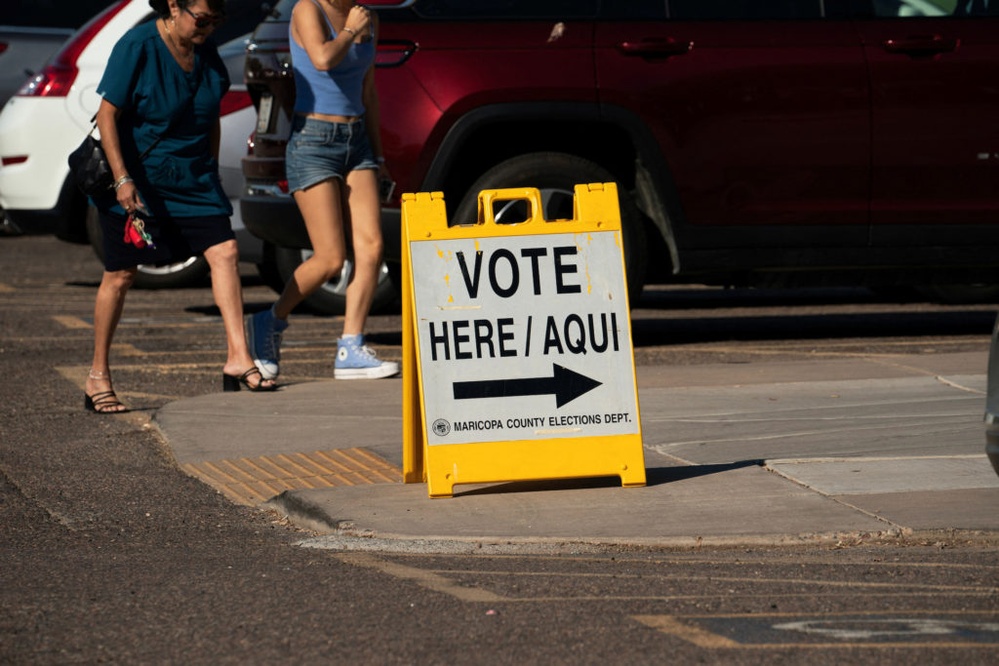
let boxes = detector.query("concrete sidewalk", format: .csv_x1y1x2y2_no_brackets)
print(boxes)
154,351,999,547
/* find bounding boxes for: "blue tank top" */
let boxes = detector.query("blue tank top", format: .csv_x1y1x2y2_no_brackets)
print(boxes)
290,0,375,116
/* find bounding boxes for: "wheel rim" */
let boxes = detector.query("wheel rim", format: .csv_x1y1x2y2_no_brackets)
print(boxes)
298,250,390,296
492,187,575,223
136,256,202,276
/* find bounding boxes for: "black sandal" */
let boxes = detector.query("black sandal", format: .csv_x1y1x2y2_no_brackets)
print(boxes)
223,367,277,392
84,390,129,414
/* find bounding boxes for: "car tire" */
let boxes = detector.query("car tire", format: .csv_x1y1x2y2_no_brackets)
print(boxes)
85,206,210,289
255,243,288,294
271,245,398,316
451,152,648,303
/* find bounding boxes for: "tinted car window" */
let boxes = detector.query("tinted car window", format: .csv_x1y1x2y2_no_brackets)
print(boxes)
870,0,996,17
669,0,823,20
214,0,272,43
0,0,270,41
951,0,999,15
130,0,270,44
601,0,667,20
268,0,297,20
0,0,116,29
413,0,599,20
105,0,268,45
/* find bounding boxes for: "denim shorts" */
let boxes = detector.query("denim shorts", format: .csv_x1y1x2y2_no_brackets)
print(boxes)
285,115,379,193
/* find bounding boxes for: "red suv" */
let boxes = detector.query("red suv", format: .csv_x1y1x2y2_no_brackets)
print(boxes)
241,0,999,313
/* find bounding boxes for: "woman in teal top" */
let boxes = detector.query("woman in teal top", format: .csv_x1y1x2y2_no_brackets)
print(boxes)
96,16,231,220
84,0,276,415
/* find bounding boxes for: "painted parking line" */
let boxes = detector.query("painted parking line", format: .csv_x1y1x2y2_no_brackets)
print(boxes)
52,315,91,329
633,611,999,648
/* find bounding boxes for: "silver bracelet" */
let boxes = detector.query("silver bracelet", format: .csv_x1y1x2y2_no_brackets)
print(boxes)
113,175,133,191
343,27,357,36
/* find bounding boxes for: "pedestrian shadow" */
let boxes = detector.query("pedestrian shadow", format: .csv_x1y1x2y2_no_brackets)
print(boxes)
453,459,764,497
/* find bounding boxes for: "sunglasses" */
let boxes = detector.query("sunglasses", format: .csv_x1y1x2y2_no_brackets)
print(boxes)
184,6,225,29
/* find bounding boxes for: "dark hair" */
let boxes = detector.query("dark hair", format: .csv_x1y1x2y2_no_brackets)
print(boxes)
149,0,226,17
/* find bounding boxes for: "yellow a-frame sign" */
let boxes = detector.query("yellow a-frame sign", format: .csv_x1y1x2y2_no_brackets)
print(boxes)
401,183,646,498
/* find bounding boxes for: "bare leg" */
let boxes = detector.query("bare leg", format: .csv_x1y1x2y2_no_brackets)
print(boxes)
273,178,348,320
341,168,383,336
86,267,136,412
202,239,275,389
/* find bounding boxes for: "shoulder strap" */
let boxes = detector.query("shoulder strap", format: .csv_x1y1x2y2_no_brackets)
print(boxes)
139,61,203,158
88,111,177,161
92,60,204,159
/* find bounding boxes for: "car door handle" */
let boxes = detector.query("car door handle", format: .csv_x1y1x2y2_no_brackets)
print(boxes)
617,38,693,58
882,35,959,56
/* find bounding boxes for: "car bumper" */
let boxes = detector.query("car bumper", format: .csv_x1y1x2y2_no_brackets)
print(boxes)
3,206,63,235
3,175,83,238
240,190,401,263
0,97,80,211
229,197,264,265
0,96,85,237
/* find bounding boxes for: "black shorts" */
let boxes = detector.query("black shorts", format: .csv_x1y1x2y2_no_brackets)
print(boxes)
98,210,234,272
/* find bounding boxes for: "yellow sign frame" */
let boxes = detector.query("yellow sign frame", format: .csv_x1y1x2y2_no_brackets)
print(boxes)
401,183,646,498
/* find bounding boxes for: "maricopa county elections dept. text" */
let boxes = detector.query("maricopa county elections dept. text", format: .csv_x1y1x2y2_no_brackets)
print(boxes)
447,411,634,433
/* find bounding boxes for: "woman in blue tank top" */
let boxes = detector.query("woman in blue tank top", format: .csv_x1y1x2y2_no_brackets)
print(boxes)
246,0,398,381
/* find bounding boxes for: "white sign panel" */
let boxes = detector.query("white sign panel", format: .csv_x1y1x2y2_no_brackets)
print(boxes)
411,230,640,446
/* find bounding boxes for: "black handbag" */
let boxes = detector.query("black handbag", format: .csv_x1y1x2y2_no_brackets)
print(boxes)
67,81,199,197
67,128,114,196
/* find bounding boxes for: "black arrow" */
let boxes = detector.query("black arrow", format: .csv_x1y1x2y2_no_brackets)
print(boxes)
453,363,602,408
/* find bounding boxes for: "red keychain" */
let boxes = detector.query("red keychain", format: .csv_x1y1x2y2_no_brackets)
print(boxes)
124,214,155,249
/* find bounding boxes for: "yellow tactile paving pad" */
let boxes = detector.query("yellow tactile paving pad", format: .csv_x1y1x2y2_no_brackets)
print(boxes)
181,448,401,506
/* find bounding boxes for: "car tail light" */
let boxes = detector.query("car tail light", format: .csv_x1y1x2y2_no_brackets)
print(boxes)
1,156,28,167
277,179,289,194
17,63,77,97
220,89,252,117
16,0,129,98
0,43,8,55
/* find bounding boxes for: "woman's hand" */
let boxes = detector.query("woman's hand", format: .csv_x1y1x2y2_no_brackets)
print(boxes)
345,5,371,36
115,180,146,215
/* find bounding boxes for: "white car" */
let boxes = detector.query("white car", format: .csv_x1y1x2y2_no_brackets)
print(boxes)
0,0,274,288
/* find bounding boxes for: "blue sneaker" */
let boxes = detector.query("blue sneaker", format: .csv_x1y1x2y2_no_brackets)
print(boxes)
245,308,288,380
334,334,399,379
